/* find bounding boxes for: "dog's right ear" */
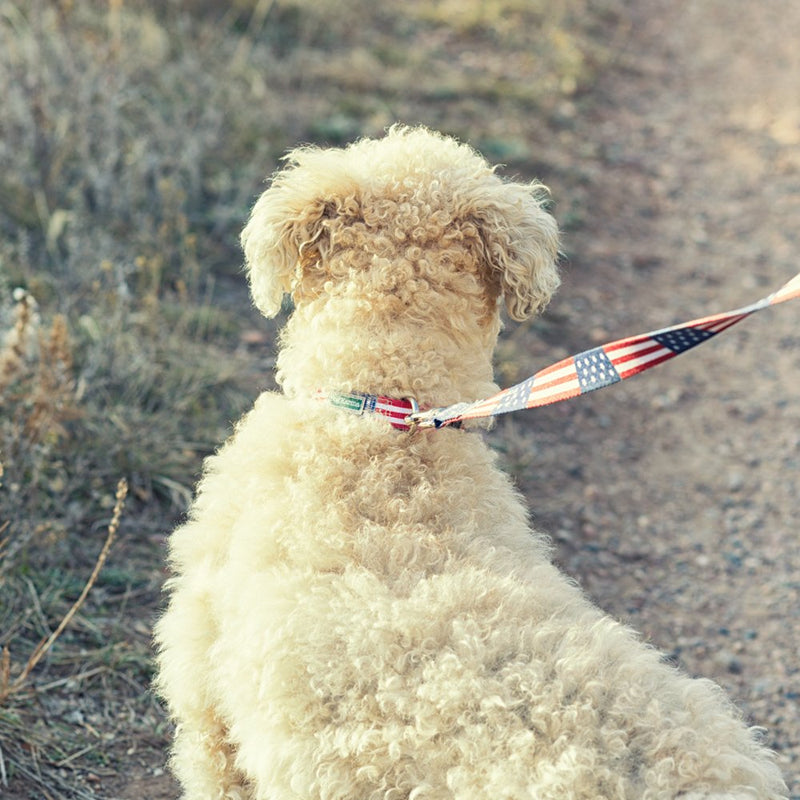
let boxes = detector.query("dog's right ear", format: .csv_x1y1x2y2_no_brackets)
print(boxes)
241,156,339,318
470,179,561,322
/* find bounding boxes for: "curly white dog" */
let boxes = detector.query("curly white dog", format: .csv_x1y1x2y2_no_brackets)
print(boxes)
154,125,786,799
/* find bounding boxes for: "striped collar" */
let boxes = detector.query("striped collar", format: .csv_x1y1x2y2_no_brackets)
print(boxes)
317,391,420,431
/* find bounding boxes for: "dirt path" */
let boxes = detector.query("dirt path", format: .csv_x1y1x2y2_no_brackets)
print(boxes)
509,0,800,792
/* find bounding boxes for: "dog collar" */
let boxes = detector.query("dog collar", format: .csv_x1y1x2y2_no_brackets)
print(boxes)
317,391,421,431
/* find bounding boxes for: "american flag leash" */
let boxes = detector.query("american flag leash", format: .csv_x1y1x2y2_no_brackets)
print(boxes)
407,270,800,430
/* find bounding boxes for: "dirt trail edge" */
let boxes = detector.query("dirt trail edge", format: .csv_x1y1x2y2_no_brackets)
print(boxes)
511,0,799,792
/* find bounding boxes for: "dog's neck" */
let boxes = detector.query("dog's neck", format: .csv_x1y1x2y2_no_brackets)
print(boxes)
275,295,501,408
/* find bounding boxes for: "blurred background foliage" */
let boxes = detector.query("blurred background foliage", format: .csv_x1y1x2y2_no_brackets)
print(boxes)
0,0,624,793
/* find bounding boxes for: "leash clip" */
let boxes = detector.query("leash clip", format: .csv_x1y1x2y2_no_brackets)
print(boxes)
406,403,446,430
402,396,423,429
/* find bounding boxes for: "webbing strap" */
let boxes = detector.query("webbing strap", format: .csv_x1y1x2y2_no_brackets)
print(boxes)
320,391,418,431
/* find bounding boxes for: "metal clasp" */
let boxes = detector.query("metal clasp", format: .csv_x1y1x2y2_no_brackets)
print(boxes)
405,399,442,430
402,396,420,430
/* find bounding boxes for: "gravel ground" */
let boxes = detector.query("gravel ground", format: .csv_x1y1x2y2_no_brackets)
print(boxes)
502,0,800,793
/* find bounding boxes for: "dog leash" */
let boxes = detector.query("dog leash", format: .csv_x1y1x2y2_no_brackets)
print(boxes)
324,271,800,431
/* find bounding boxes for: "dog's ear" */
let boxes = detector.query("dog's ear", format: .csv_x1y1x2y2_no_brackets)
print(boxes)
472,180,561,321
241,157,340,318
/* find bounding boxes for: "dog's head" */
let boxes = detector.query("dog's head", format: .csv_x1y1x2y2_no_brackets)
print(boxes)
241,125,560,324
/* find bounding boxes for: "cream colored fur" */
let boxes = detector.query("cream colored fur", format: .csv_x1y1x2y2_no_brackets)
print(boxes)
154,126,786,800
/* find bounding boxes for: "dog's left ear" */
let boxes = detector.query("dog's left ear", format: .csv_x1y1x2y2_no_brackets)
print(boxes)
473,180,561,321
241,155,341,318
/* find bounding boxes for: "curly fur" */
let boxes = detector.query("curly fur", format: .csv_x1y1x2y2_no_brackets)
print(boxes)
154,125,786,799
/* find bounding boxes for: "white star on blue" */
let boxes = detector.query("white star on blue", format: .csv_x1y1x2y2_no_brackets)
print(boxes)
653,326,714,353
494,376,536,413
574,348,621,393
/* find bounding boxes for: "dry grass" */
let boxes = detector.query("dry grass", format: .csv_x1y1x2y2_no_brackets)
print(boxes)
0,0,624,794
1,479,127,705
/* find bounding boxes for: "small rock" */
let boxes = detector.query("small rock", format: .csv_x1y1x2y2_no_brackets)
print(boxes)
715,650,744,675
727,471,745,492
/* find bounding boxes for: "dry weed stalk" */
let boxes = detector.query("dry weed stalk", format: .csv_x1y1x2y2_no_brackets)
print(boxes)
0,463,5,568
1,291,79,447
23,312,78,443
0,478,128,704
0,290,34,395
1,640,9,703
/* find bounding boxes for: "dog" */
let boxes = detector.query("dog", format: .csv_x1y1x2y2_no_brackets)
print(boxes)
154,125,786,799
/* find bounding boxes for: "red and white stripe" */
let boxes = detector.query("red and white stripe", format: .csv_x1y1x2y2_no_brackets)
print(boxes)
372,396,417,430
